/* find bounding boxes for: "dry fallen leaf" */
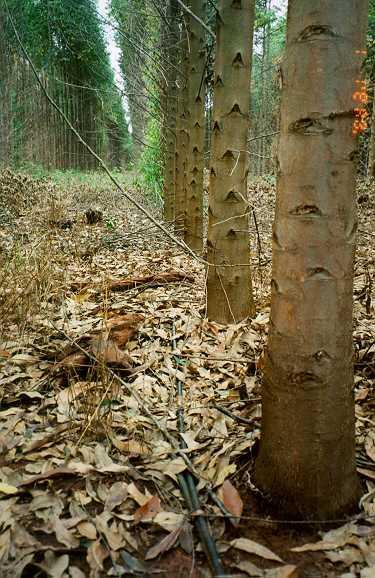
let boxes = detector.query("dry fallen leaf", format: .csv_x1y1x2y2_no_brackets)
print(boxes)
77,521,97,540
145,525,182,559
127,482,150,506
0,482,18,495
233,559,263,576
265,565,298,578
231,537,283,563
134,495,161,523
86,540,108,578
104,481,128,511
90,336,133,369
153,511,185,532
291,523,357,553
218,479,243,521
39,551,69,578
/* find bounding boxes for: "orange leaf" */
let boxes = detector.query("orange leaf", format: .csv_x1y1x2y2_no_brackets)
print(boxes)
90,336,132,369
134,495,161,523
219,479,243,520
107,314,144,347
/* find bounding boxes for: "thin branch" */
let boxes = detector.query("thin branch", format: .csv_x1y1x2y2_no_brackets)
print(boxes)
176,0,215,39
249,130,279,142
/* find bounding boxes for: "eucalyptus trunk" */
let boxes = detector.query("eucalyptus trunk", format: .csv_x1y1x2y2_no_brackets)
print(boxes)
163,0,178,223
255,0,369,519
174,30,189,234
206,0,255,323
369,95,375,178
184,0,206,252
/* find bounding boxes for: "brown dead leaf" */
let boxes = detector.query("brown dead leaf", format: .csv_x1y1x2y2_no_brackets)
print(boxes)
365,431,375,462
95,511,124,550
54,352,88,372
77,521,97,540
127,482,150,505
87,540,107,578
56,382,93,416
110,435,150,456
233,559,263,576
22,423,76,456
18,467,80,487
265,566,298,578
104,481,128,511
106,313,144,347
231,537,283,562
53,517,80,549
291,523,358,553
218,479,243,521
358,467,375,481
134,495,161,523
153,511,185,532
356,387,369,401
39,551,69,578
145,525,182,559
90,336,132,369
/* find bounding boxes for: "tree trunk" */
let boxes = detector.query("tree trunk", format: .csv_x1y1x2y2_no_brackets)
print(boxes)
255,0,369,519
368,94,375,178
163,0,179,223
184,0,206,252
206,0,256,324
174,29,189,235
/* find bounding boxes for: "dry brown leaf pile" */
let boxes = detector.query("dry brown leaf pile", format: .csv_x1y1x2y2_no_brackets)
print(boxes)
0,170,374,578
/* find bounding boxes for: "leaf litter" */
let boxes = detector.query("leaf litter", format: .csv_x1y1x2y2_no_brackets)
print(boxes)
0,171,374,577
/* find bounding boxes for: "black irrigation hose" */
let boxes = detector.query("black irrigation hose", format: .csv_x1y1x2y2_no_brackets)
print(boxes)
172,326,225,578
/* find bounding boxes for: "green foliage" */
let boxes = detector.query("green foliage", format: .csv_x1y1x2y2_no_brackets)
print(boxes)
137,119,163,204
3,0,130,168
6,0,111,85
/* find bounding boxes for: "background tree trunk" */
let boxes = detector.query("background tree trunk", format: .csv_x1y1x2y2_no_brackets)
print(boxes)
368,94,375,178
255,0,369,519
184,0,206,252
206,0,255,323
174,28,189,235
163,0,179,223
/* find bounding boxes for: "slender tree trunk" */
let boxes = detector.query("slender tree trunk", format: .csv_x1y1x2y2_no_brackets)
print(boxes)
184,0,206,252
163,0,179,223
369,94,375,178
206,0,256,324
255,0,369,519
174,28,189,235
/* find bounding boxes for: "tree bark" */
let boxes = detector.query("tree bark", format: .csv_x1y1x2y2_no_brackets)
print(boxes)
255,0,369,519
184,0,206,252
206,0,255,324
174,28,189,235
368,94,375,178
163,0,179,223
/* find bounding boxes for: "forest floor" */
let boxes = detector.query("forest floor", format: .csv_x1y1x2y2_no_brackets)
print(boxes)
0,168,374,578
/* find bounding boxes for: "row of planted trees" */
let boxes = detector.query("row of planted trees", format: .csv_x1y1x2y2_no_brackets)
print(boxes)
1,0,373,519
0,0,131,170
111,0,371,519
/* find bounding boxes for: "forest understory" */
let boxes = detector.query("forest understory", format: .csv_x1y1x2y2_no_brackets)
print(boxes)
0,169,374,578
